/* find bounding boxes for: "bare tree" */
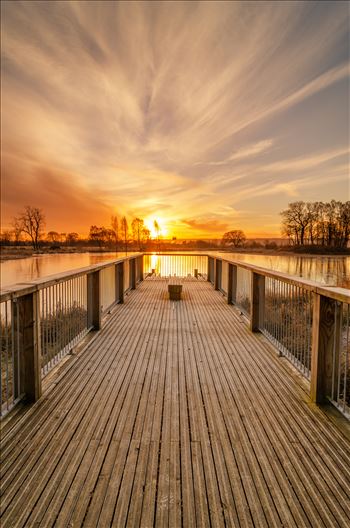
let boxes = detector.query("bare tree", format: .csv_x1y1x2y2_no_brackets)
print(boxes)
131,218,144,250
111,215,119,252
0,230,12,245
11,218,22,245
222,230,246,249
17,206,45,250
66,232,79,245
281,200,350,248
47,231,60,244
121,216,129,254
153,220,161,251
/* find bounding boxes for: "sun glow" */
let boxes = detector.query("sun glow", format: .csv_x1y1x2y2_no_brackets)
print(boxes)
145,218,168,239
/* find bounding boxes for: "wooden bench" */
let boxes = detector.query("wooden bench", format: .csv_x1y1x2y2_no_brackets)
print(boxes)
168,282,182,300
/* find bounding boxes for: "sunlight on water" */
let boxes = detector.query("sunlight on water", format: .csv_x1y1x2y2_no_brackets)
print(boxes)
0,252,349,289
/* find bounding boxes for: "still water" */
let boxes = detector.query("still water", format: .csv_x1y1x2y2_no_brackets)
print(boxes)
1,252,349,289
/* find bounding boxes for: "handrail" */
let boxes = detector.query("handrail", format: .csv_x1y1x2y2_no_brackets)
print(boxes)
207,252,350,303
0,253,143,302
1,252,349,419
0,253,144,417
2,251,348,302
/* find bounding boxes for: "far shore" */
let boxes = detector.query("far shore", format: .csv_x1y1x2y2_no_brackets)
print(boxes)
1,245,349,262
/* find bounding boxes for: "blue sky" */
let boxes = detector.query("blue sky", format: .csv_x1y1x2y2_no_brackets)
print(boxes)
1,1,349,237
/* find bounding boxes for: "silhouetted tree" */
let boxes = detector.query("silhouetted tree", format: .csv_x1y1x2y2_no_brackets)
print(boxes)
111,215,119,252
154,220,161,251
47,231,60,243
121,216,129,253
16,206,45,250
131,218,145,250
281,200,350,248
11,218,22,245
222,230,246,248
89,226,108,248
66,232,79,245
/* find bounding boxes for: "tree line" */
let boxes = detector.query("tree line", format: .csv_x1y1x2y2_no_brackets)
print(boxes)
281,200,350,248
1,206,163,252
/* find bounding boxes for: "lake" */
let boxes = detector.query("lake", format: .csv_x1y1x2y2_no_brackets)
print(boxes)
1,252,349,289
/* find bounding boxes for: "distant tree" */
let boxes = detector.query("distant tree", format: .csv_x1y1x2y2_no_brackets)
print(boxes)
222,230,246,248
47,231,60,244
281,201,310,246
89,225,108,248
0,230,12,245
281,200,350,248
11,218,22,245
142,227,151,248
121,216,129,253
66,232,79,245
111,215,119,252
16,206,45,250
131,218,145,250
153,220,161,250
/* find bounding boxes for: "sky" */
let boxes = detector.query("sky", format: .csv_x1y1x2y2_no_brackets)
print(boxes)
1,0,349,239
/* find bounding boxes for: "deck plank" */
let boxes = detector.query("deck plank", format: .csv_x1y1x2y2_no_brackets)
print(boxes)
1,279,350,527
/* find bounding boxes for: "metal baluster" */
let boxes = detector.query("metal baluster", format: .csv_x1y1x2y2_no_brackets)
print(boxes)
343,304,349,413
5,303,9,411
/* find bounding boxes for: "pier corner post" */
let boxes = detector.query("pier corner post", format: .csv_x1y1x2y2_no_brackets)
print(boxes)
117,262,124,304
250,272,265,332
16,291,42,402
310,294,340,404
139,255,144,282
227,264,233,304
131,258,136,290
87,270,101,330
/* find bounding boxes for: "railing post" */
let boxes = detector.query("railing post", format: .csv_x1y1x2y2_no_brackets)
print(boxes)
139,255,144,282
117,262,124,304
87,270,101,330
227,264,237,304
14,291,42,402
250,273,265,332
130,258,136,289
207,257,212,282
310,295,341,403
215,259,221,290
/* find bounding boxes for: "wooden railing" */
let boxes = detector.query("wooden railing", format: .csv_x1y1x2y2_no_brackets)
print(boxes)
1,252,349,420
0,254,143,417
208,252,350,417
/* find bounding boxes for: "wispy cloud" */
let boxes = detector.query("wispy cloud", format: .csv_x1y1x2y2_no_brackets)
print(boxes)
1,1,349,237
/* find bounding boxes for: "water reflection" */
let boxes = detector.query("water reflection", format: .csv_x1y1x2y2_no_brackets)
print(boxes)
0,252,133,288
1,252,349,289
217,253,349,288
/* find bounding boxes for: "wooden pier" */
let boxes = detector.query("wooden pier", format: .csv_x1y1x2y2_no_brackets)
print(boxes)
1,278,350,527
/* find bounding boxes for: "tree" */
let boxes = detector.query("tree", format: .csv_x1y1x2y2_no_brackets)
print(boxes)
153,220,161,251
17,206,45,250
222,230,246,248
111,215,119,252
89,225,108,248
47,231,60,244
280,200,350,248
131,218,145,250
66,232,79,245
0,230,12,245
281,201,311,246
11,218,22,245
142,227,151,248
121,216,129,253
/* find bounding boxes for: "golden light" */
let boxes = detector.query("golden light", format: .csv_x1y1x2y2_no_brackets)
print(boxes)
144,218,168,238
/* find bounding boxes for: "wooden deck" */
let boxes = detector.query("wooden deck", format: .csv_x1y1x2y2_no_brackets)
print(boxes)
1,279,350,527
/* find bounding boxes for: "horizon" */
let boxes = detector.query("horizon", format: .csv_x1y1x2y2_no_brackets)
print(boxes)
1,1,349,239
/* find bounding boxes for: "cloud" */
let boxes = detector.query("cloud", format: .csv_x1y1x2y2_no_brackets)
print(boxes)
1,1,349,237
